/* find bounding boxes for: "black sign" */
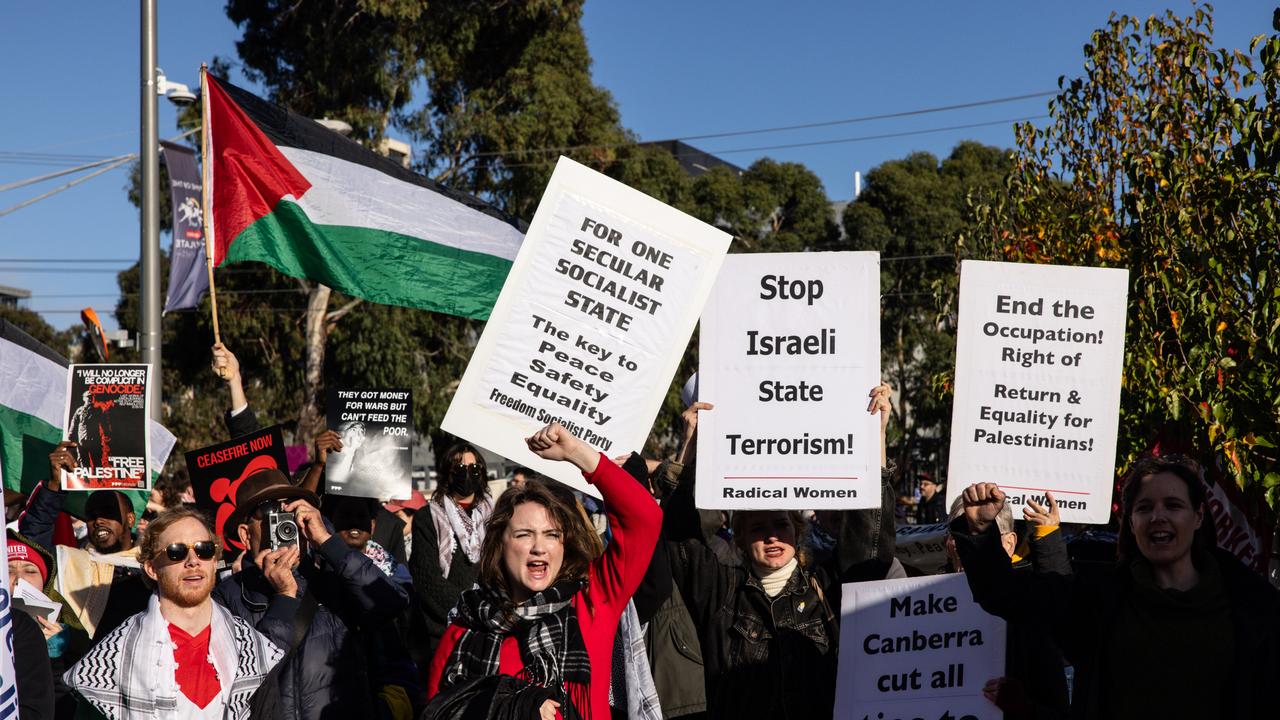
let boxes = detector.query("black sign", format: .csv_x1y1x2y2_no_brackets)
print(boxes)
185,425,288,551
325,388,413,499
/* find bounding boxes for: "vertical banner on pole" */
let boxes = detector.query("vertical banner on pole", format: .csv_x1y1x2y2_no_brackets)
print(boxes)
443,157,731,497
160,141,209,312
946,260,1129,524
697,252,881,509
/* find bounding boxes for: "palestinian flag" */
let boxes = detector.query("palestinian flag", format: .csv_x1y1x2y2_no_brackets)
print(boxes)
202,72,526,320
0,321,176,517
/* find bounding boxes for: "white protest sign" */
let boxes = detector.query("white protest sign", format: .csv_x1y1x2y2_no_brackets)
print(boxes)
896,523,951,575
0,532,19,717
697,252,880,509
443,156,731,496
835,573,1005,720
946,260,1128,524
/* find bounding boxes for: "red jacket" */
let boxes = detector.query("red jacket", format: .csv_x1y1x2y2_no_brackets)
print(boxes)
426,454,662,719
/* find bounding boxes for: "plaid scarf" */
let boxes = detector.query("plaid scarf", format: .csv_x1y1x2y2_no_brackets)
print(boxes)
444,579,591,719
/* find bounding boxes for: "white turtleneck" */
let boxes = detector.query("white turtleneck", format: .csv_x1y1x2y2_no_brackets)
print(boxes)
753,556,798,597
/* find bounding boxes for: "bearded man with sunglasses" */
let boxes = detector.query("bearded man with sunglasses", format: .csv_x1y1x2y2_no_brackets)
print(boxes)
408,442,494,672
64,507,283,719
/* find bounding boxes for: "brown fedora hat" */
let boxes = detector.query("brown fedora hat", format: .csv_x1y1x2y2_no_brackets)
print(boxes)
224,468,321,532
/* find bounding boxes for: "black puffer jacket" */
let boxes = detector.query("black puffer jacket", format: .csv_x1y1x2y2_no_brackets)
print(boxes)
663,464,896,719
213,535,411,720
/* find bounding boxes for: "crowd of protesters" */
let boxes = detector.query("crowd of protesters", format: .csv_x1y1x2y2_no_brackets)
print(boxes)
6,343,1279,720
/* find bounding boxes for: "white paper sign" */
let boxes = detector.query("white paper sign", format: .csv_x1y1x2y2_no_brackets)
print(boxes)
835,573,1006,720
697,252,881,509
896,523,951,575
946,261,1128,524
0,532,20,717
443,157,731,496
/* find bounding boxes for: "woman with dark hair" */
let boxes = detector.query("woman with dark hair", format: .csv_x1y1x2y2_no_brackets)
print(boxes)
408,442,496,669
662,384,899,719
953,456,1280,718
424,423,661,720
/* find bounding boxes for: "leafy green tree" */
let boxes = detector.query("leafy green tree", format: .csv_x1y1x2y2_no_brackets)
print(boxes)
402,0,631,218
840,142,1010,483
0,305,77,356
693,159,838,253
968,7,1280,512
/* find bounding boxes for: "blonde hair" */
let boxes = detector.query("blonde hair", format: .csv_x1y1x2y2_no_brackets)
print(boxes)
138,506,221,587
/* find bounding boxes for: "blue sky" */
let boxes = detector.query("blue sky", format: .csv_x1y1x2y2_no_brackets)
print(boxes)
0,1,1270,333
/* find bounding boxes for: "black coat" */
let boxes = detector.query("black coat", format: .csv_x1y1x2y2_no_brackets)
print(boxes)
14,610,55,720
406,503,483,673
953,521,1280,719
663,464,896,720
213,535,411,720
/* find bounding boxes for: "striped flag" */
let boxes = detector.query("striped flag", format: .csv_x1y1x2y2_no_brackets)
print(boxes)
0,321,175,516
203,73,526,319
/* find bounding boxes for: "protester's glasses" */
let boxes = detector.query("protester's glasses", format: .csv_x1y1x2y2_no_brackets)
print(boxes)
163,541,218,562
451,463,483,480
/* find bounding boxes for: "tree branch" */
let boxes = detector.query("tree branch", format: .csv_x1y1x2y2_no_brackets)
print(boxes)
325,297,362,324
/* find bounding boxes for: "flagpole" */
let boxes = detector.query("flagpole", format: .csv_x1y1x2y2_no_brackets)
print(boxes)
199,64,225,370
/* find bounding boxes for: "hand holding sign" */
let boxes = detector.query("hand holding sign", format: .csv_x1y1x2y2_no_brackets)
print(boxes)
48,441,77,492
313,429,343,465
962,483,1007,534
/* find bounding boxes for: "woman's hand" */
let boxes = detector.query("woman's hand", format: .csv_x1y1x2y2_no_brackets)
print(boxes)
867,383,892,466
526,423,599,474
675,401,713,465
538,699,560,720
36,616,63,641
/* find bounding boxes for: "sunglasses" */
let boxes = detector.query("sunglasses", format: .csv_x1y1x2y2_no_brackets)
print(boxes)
162,541,217,562
451,463,483,479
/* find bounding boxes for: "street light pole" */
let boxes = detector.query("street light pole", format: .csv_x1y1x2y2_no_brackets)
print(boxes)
140,0,162,419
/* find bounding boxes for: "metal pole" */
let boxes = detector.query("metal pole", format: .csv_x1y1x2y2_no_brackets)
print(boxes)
140,0,162,419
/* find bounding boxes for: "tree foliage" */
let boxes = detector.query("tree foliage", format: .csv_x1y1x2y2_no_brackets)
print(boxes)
693,159,838,253
840,142,1010,483
403,0,630,218
967,6,1280,509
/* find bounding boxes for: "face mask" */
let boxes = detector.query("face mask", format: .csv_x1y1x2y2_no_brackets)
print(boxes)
450,463,486,497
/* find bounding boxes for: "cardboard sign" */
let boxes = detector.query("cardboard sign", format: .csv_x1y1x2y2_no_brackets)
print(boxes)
443,156,731,496
62,364,151,490
946,261,1129,524
325,387,413,499
185,425,289,550
835,573,1006,720
696,252,881,509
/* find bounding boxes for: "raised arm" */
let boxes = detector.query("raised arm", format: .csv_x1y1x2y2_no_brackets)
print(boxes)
525,423,662,608
950,483,1076,624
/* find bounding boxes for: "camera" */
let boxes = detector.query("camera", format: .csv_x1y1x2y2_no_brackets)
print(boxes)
264,503,299,550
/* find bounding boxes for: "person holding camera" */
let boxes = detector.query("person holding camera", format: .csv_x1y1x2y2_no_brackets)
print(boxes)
212,468,411,720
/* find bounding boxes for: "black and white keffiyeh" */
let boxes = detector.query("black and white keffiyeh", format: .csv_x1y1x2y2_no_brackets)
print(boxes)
429,495,492,578
63,594,284,719
443,579,591,719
